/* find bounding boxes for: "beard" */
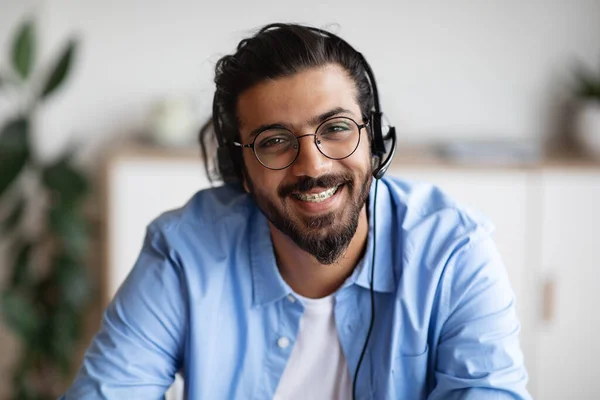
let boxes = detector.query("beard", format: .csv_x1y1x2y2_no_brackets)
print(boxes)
246,169,372,265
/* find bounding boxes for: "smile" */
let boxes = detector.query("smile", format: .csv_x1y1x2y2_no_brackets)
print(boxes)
293,185,340,203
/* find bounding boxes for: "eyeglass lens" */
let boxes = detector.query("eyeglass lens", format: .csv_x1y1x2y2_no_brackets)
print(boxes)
253,117,361,169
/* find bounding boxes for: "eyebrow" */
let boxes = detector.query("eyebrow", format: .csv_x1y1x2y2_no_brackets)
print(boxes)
248,107,354,139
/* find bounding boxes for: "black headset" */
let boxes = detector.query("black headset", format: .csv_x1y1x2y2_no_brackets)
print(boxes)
212,27,397,183
211,26,396,399
351,44,398,180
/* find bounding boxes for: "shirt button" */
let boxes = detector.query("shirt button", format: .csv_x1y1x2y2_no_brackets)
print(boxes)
287,295,296,303
277,337,290,349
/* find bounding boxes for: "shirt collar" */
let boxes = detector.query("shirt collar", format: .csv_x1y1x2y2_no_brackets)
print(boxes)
250,178,397,307
250,208,293,306
344,178,396,293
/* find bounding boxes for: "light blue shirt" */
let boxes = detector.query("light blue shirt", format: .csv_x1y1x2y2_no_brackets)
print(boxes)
62,176,531,399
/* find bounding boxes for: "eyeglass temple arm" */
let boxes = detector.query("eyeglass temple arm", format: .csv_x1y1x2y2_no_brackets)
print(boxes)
231,142,253,148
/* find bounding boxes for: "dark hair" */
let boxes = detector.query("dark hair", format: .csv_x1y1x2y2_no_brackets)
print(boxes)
199,23,374,184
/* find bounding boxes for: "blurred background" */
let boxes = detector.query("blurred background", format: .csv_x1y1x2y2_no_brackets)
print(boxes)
1,0,600,399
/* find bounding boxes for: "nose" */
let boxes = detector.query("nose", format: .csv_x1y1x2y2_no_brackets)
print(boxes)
289,134,332,177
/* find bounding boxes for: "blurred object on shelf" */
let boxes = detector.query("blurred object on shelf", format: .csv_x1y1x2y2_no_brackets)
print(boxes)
572,57,600,159
434,139,543,165
575,100,600,159
146,96,200,148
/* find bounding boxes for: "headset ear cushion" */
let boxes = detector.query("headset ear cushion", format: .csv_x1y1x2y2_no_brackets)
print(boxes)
370,112,386,156
372,126,397,179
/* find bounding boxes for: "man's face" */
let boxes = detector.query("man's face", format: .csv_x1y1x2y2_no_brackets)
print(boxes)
237,64,373,265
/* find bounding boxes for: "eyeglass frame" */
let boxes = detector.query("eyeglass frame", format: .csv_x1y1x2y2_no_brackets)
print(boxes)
232,116,369,170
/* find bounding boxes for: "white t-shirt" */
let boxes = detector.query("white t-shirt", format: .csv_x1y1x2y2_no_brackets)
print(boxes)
273,293,352,400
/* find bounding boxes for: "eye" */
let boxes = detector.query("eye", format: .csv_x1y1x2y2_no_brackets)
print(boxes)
324,124,349,133
258,134,292,149
318,119,355,140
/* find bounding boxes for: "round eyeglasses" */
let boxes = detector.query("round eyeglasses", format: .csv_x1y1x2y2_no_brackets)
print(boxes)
233,116,368,170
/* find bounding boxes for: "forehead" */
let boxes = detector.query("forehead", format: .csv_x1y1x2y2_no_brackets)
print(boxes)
236,64,361,138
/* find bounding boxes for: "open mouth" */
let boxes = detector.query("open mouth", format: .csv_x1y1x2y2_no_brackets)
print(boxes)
292,184,341,203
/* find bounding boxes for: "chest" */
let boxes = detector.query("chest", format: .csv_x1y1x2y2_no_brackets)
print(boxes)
184,286,434,399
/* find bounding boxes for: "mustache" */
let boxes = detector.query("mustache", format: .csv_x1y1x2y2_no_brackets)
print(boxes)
278,173,354,198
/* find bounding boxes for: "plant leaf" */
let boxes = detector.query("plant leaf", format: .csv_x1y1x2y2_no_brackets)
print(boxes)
50,306,79,375
11,20,35,80
40,39,77,100
1,289,38,340
0,118,30,197
0,196,25,233
42,154,89,207
54,254,90,310
573,62,600,99
12,370,38,400
11,355,38,400
11,241,33,288
49,207,89,258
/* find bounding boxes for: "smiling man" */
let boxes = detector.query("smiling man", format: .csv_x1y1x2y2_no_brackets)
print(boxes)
62,24,531,399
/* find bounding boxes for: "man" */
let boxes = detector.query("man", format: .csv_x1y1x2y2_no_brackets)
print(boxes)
62,23,530,399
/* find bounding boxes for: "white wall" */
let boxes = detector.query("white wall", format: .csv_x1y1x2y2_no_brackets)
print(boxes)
2,0,600,164
2,1,600,398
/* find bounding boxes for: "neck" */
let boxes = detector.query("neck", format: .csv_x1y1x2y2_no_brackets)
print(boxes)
269,207,369,299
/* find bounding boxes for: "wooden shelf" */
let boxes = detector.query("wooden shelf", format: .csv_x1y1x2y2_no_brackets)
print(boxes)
105,141,600,171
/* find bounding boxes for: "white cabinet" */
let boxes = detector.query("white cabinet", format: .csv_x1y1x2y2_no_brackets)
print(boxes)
535,171,600,400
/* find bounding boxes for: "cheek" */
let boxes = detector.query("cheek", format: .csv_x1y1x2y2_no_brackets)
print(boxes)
243,156,285,196
242,151,267,187
347,136,373,173
241,152,255,192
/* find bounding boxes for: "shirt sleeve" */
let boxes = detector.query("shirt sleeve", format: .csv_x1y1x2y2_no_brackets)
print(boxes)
60,225,187,399
428,234,532,400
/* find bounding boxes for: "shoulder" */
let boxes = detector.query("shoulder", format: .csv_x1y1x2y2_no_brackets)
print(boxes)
380,176,510,332
380,175,495,269
381,175,493,231
150,183,250,229
144,183,254,249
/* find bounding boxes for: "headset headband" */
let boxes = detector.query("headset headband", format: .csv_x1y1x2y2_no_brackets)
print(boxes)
213,25,397,181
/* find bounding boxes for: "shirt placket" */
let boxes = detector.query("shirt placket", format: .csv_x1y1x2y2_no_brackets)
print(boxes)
335,285,376,399
253,294,304,399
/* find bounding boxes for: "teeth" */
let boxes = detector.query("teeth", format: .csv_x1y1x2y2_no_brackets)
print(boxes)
294,185,340,202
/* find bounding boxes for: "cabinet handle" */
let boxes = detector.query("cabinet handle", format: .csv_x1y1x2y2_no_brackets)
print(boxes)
542,277,556,323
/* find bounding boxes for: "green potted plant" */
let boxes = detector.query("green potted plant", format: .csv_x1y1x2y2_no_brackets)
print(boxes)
0,18,93,400
573,58,600,158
